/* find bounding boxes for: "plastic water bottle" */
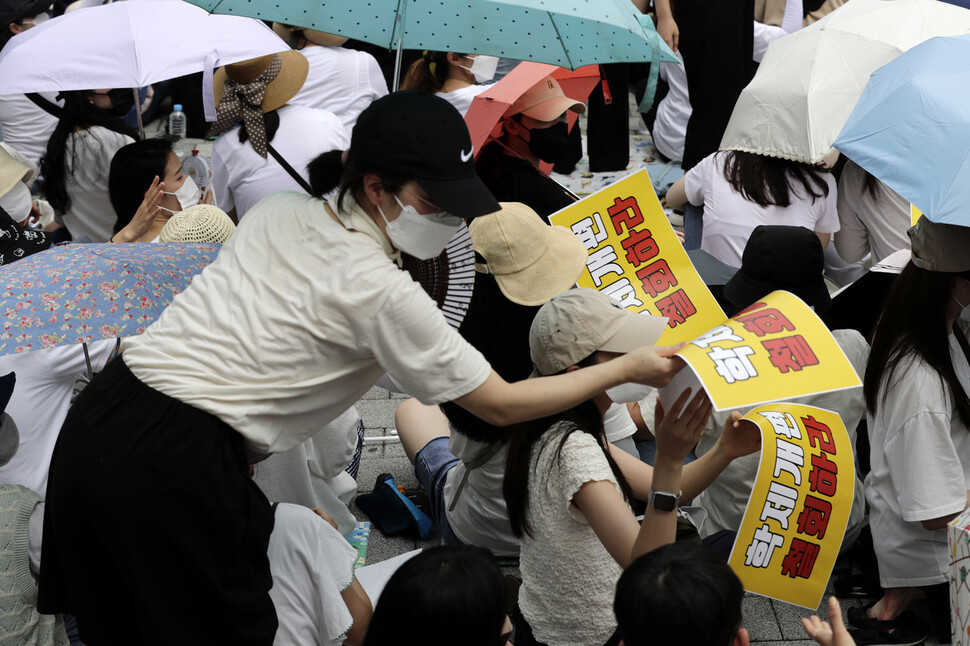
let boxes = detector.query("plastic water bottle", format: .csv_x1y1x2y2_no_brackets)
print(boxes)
168,104,187,158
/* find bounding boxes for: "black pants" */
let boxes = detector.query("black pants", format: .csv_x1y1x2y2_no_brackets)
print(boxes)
39,359,277,645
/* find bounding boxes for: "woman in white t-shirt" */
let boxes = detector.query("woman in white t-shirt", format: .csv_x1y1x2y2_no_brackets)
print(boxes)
401,50,497,116
664,150,839,268
38,89,137,242
856,218,970,644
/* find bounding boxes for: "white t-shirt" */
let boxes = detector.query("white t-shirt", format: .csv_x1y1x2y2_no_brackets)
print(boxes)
211,104,349,219
289,46,388,133
0,340,115,494
684,151,839,267
651,51,689,163
123,191,491,455
435,84,489,117
865,328,970,588
62,126,135,242
835,161,910,265
0,92,60,169
268,503,358,646
519,422,623,646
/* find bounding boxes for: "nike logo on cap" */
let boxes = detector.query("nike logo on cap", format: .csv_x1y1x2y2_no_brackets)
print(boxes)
460,147,473,162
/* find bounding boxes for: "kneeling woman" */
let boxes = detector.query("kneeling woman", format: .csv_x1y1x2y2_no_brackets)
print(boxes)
38,92,685,645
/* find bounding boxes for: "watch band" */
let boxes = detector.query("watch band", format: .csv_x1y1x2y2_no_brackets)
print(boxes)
649,487,682,512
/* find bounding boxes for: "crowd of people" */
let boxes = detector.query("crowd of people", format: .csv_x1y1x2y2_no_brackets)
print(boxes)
0,0,967,645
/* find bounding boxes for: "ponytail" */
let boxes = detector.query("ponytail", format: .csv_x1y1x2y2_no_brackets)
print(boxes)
307,149,409,211
307,150,345,198
401,51,450,92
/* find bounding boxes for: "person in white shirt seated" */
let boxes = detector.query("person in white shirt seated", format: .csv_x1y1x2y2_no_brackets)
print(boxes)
401,50,497,117
108,138,208,243
208,52,349,221
272,23,388,133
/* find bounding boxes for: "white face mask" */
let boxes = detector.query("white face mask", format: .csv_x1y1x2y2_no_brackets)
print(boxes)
460,55,499,84
378,194,462,260
160,175,201,214
606,382,653,404
0,182,32,223
954,291,970,322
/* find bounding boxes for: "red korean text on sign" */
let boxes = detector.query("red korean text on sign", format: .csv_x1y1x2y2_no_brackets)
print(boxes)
763,335,820,374
781,538,821,579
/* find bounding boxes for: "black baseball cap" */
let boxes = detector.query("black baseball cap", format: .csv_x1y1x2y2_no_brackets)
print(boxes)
0,0,49,48
724,225,831,313
347,90,500,219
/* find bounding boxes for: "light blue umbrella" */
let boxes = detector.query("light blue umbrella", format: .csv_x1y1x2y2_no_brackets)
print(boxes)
834,35,970,225
186,0,659,74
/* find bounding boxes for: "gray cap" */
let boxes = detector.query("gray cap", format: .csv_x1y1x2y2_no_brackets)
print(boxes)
909,216,970,273
529,288,668,377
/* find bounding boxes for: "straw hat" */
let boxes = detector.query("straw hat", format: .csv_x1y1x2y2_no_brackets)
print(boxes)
212,51,308,113
468,202,588,306
0,146,30,198
159,204,236,244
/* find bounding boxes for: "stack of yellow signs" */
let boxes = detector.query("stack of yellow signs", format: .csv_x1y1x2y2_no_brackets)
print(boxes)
730,404,855,610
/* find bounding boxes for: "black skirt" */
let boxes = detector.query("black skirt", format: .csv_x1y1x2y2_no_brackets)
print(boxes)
38,358,277,645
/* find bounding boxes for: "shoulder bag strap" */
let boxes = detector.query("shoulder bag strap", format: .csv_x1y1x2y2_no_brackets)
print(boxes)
267,143,313,195
447,440,506,512
25,93,63,119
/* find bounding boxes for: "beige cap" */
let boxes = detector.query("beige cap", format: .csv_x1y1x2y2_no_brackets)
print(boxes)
213,51,309,114
160,204,236,244
908,215,970,273
529,288,668,377
508,75,586,122
469,202,587,306
0,147,30,198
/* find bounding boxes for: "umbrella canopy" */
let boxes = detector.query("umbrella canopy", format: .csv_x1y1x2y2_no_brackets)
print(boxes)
0,243,219,354
464,62,600,156
185,0,656,70
834,35,970,226
0,0,288,94
719,0,970,163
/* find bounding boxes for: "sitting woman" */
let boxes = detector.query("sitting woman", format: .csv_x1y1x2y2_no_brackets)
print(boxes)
505,289,759,646
401,51,497,116
855,217,970,645
664,150,839,267
108,139,207,242
39,89,138,242
475,75,584,218
363,544,511,646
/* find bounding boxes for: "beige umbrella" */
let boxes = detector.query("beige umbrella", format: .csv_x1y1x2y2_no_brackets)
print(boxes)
719,0,970,163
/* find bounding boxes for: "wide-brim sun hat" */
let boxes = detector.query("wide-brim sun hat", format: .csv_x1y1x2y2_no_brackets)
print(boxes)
348,90,500,219
469,201,587,306
212,51,308,113
529,288,668,377
508,75,586,123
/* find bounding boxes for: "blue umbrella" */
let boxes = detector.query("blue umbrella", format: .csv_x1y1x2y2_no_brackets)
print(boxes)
185,0,658,72
0,243,219,354
834,35,970,225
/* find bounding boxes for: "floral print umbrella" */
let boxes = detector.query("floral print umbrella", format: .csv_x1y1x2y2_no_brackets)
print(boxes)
0,243,220,354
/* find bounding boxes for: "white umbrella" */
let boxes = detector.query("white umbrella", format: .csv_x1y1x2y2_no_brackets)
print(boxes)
719,0,970,163
0,0,288,95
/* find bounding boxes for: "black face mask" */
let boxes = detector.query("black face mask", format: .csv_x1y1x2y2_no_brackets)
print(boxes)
526,120,570,164
106,88,136,118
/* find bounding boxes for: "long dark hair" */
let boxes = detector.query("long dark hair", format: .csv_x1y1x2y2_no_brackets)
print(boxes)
504,356,634,538
108,138,172,233
363,545,507,646
864,262,970,426
722,150,830,208
401,51,452,92
39,90,138,214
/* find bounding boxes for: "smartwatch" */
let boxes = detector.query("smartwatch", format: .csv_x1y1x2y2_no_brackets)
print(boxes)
649,487,682,512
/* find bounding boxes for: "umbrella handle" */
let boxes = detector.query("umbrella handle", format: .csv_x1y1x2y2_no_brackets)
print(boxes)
600,67,612,106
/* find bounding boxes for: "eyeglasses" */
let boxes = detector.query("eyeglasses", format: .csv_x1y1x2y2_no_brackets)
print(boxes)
400,187,442,213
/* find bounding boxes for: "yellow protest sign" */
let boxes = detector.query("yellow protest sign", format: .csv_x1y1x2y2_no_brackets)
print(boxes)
673,291,861,412
912,204,922,227
548,169,724,345
728,404,855,609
